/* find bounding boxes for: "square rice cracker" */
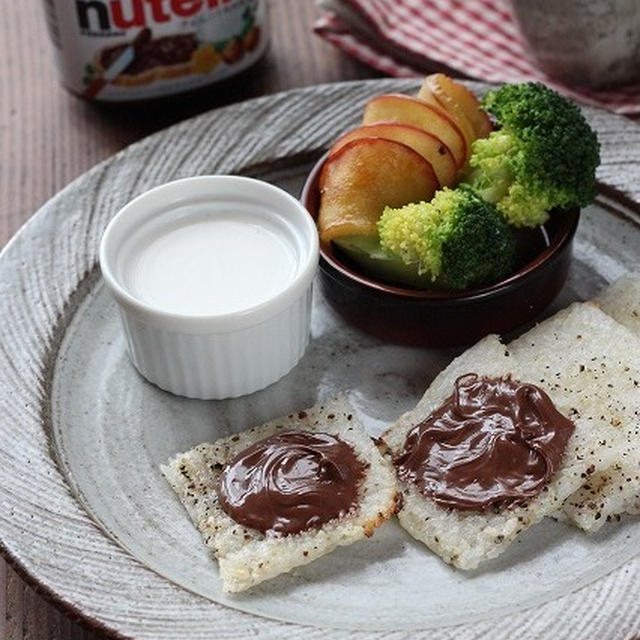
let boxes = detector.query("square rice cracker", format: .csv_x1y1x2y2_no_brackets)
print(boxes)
594,273,640,517
509,301,640,531
381,333,623,570
161,396,399,593
595,272,640,337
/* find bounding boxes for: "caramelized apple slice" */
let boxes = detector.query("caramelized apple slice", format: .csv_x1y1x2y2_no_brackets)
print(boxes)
330,123,457,188
317,138,439,245
363,94,467,169
418,74,492,139
414,84,476,160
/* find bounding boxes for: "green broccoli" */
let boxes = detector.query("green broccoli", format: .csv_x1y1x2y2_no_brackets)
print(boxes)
465,82,600,227
377,186,515,290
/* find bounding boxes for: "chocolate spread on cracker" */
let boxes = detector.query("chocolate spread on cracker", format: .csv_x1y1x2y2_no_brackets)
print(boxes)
218,431,365,535
394,374,574,511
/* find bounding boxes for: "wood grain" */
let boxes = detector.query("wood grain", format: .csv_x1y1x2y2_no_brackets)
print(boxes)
0,1,378,637
0,77,639,640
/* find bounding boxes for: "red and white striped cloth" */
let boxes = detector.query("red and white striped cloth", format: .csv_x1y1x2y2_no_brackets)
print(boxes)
314,0,640,115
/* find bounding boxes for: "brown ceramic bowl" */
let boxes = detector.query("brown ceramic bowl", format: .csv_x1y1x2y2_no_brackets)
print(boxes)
301,155,580,347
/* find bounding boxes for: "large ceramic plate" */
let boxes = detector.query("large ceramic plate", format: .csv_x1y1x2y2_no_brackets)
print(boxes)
1,80,640,640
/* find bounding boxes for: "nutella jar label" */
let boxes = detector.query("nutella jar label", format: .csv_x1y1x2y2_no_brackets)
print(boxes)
41,0,268,101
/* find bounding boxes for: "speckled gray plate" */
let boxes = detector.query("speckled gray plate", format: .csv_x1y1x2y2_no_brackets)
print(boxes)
2,80,640,640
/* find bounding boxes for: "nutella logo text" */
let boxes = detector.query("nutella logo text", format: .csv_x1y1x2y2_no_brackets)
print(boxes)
76,0,233,32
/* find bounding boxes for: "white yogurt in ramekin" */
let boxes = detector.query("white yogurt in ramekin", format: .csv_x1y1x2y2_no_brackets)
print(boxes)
127,214,298,316
100,176,318,399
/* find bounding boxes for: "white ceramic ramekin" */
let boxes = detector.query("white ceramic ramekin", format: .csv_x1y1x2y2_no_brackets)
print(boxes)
99,176,318,399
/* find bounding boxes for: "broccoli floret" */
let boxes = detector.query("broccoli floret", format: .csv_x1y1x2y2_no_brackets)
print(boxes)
377,186,515,290
465,82,600,227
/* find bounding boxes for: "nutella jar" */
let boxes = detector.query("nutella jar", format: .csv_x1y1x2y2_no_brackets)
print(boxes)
41,0,268,101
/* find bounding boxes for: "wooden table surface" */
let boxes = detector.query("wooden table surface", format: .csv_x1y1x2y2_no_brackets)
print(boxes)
0,1,382,638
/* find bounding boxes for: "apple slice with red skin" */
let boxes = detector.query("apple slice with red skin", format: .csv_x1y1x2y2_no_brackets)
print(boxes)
330,122,457,188
363,94,467,169
317,137,439,245
415,80,476,157
418,74,492,140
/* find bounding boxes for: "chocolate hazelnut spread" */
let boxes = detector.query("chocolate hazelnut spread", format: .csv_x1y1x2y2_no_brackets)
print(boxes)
41,0,268,101
100,33,197,74
218,430,366,535
394,374,575,511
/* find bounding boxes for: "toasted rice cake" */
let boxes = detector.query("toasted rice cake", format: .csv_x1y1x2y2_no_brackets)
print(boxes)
595,272,640,337
162,396,399,593
381,334,623,570
510,302,640,531
595,273,640,517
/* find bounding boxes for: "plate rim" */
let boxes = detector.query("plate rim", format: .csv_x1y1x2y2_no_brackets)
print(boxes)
1,78,640,639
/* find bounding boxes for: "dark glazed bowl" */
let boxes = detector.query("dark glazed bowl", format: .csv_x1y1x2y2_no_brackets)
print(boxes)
301,155,580,347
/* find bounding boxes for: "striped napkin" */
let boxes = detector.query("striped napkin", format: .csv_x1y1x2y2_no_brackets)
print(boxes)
315,0,640,115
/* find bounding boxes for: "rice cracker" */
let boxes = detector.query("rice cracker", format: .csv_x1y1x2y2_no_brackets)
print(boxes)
162,396,399,592
509,302,640,531
382,332,624,569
